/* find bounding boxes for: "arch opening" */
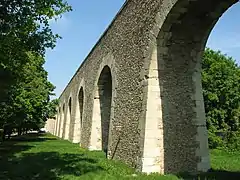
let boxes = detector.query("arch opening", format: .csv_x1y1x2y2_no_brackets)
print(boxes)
90,65,112,155
73,87,84,144
64,97,72,140
142,0,238,174
54,109,60,135
57,108,61,136
69,98,72,113
98,66,112,154
79,88,84,128
60,104,65,138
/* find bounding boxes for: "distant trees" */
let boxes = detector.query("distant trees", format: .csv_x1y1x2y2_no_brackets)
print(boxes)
202,48,240,150
0,0,71,139
46,99,60,119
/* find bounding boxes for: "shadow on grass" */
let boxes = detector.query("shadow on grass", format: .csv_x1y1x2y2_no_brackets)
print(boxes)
2,133,240,180
0,133,57,158
177,169,240,180
0,152,104,180
0,133,104,180
8,132,58,142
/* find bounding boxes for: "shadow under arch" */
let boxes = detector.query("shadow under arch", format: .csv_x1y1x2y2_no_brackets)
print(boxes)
73,86,85,144
60,104,65,138
55,108,61,136
64,97,72,140
57,107,61,136
79,87,84,132
89,65,113,156
142,0,238,175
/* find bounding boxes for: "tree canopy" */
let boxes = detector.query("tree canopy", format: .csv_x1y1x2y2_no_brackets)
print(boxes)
47,99,60,119
0,53,55,131
202,48,240,150
0,0,71,137
0,0,71,96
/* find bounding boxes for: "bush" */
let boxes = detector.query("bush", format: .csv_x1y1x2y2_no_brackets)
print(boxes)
0,129,4,142
225,131,240,152
208,131,226,149
208,130,240,152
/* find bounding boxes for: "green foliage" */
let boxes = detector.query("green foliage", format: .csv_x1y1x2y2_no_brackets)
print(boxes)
202,48,240,150
0,0,72,55
0,0,71,95
46,99,60,119
0,129,3,142
0,0,71,136
225,130,240,151
0,52,55,132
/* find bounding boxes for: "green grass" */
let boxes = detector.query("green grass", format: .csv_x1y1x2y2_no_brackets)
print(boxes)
0,133,240,180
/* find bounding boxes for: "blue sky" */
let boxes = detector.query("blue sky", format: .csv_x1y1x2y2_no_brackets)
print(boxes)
44,1,240,98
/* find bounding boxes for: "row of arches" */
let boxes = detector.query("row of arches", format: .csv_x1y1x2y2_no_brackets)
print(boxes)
51,0,238,174
54,66,112,155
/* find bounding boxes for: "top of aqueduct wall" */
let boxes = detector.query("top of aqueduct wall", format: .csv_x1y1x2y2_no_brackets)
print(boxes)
59,0,129,99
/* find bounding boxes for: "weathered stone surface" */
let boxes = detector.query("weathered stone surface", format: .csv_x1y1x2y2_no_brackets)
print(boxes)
45,119,55,134
49,0,237,175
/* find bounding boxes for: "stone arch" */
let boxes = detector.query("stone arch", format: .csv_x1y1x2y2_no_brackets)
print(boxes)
57,107,62,137
79,88,84,128
72,79,85,144
54,108,59,136
89,55,116,156
140,0,238,174
55,107,60,136
64,96,72,140
60,104,65,138
99,66,112,154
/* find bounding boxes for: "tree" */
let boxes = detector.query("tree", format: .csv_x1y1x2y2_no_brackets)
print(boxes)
202,48,240,149
0,0,72,138
46,99,60,119
0,0,72,55
0,52,55,136
0,0,72,104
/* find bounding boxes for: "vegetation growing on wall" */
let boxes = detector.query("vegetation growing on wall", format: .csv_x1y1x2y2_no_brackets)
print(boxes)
202,48,240,150
0,0,71,139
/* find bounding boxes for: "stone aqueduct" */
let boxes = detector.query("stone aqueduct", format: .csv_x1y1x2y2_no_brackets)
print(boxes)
48,0,238,174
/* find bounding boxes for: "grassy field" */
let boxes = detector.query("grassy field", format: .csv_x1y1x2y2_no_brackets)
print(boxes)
0,133,240,180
